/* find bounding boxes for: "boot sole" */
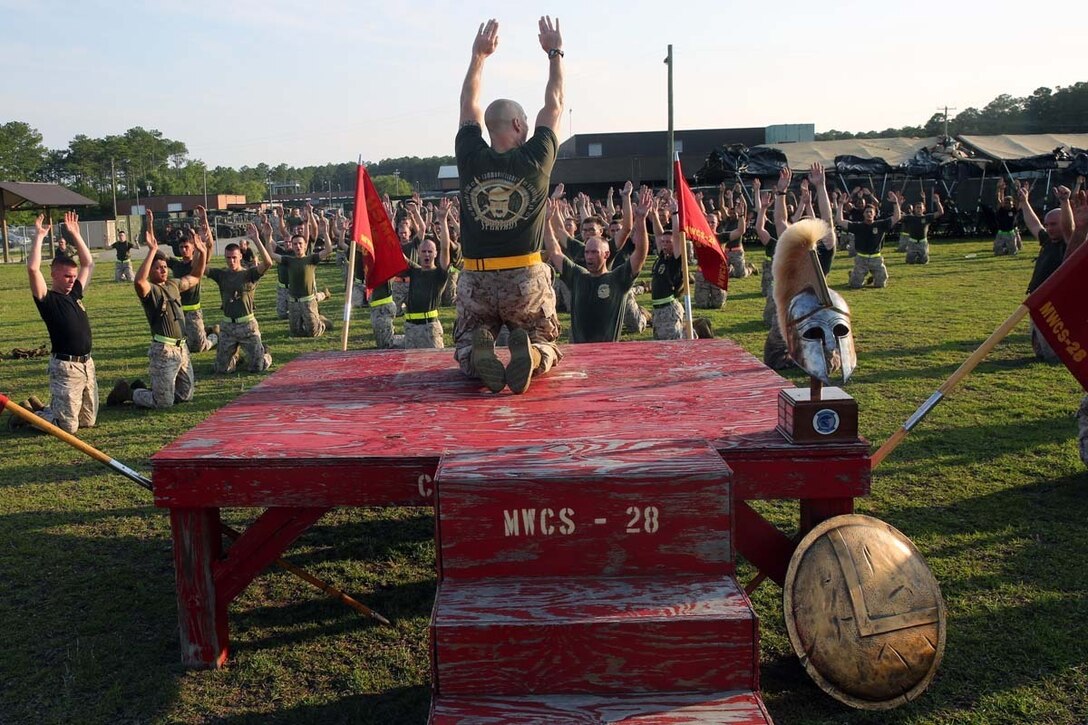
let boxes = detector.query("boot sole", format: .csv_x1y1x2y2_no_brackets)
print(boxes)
471,331,505,393
506,329,536,395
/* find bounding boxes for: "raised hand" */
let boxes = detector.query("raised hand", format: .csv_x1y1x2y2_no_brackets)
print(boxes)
809,162,825,186
474,19,499,57
144,211,158,250
752,177,762,192
550,182,565,200
621,180,634,196
34,213,52,238
634,187,654,218
1054,185,1072,202
777,167,792,193
538,15,561,53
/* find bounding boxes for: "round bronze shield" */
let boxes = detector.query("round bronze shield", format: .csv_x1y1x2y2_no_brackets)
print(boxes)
783,514,946,710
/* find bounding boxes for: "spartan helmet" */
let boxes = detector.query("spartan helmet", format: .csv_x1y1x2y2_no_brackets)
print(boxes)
785,279,857,385
773,219,858,386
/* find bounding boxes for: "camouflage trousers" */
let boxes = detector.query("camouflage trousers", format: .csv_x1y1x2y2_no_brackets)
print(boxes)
904,237,930,265
288,298,327,337
839,232,855,255
622,290,647,334
763,317,793,371
453,264,562,378
1077,395,1088,467
441,267,459,307
693,276,726,309
276,285,289,319
183,308,213,352
215,319,271,373
391,279,409,316
761,258,773,298
133,341,194,409
115,260,133,282
763,286,777,328
369,301,402,349
404,319,444,349
553,276,572,313
652,299,684,340
994,230,1020,256
349,280,366,308
848,255,888,288
727,248,752,278
1030,320,1061,363
38,356,98,433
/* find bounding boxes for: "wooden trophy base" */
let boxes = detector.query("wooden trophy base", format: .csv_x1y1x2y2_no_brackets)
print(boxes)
777,386,858,443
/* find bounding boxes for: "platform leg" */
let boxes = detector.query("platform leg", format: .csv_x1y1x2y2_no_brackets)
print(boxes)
170,507,228,668
799,498,854,535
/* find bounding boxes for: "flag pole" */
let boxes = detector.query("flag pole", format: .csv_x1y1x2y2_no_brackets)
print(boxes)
673,152,695,340
342,241,357,351
0,392,389,624
870,304,1029,469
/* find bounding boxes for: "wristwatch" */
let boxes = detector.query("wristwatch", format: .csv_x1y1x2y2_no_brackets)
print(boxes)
547,48,564,59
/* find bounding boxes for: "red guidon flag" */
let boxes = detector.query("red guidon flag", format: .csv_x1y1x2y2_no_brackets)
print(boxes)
1025,243,1088,390
351,164,407,292
674,159,729,289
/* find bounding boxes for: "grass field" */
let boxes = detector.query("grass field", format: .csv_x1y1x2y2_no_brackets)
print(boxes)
0,238,1085,725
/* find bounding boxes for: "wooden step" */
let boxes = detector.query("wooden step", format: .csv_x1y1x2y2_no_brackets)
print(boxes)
435,440,733,579
431,575,758,696
429,689,774,724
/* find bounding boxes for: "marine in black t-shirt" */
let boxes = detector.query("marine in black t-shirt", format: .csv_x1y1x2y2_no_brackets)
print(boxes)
35,279,93,357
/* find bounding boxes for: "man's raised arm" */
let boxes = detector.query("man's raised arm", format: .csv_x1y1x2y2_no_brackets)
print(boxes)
65,211,95,290
27,214,51,300
460,20,499,127
534,16,564,132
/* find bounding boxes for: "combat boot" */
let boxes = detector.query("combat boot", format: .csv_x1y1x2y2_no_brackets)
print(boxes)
26,396,45,412
107,380,132,406
471,328,505,393
506,328,540,395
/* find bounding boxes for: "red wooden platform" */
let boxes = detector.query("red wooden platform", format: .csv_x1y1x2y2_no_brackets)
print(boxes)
152,339,870,672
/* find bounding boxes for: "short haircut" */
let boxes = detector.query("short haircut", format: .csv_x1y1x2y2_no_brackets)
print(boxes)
51,253,77,269
582,215,605,229
224,243,241,254
153,251,169,264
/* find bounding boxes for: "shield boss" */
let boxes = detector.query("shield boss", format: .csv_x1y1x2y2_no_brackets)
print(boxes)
783,514,946,710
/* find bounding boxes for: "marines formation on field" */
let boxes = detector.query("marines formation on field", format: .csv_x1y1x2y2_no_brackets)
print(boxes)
7,15,1087,466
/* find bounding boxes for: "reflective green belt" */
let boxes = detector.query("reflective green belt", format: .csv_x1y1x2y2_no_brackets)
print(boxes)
855,252,883,259
404,310,438,321
152,334,185,347
370,295,393,307
290,293,317,303
906,236,927,244
181,303,201,312
278,282,288,289
651,295,675,307
224,313,255,324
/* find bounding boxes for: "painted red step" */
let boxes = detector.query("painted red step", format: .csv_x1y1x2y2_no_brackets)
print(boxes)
429,689,774,724
431,574,758,696
435,440,733,579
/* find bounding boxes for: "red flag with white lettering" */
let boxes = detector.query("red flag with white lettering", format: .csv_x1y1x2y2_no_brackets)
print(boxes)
674,160,729,290
350,164,407,292
1024,243,1088,390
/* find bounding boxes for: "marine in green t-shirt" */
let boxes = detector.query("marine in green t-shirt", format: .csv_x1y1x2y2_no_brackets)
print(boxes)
544,186,652,344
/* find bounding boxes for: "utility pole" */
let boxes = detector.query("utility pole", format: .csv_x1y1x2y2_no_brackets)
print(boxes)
936,105,957,139
665,45,674,191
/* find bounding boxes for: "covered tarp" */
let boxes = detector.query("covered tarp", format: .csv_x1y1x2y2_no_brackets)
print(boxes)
756,137,939,172
693,144,787,183
834,154,893,176
957,134,1088,162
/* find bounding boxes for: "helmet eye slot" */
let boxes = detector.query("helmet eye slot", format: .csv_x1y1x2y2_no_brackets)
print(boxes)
802,328,825,341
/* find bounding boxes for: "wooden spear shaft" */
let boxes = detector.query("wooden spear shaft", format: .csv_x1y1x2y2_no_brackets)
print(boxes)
0,393,389,625
870,304,1029,470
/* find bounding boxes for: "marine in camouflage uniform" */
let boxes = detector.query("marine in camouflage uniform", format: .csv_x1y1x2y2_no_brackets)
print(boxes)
649,230,686,340
403,207,453,348
269,219,334,338
1020,186,1072,364
993,182,1021,255
837,195,901,289
205,226,274,373
127,213,205,409
22,212,98,433
452,17,565,393
900,197,944,265
107,230,138,282
166,228,215,352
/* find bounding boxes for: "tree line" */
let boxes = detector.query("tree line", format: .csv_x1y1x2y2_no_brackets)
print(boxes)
816,83,1088,140
2,83,1085,216
0,122,453,215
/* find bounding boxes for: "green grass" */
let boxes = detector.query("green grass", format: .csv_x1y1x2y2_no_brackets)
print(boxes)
0,240,1085,724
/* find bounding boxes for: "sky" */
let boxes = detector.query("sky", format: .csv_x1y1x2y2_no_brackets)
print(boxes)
4,0,1084,170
